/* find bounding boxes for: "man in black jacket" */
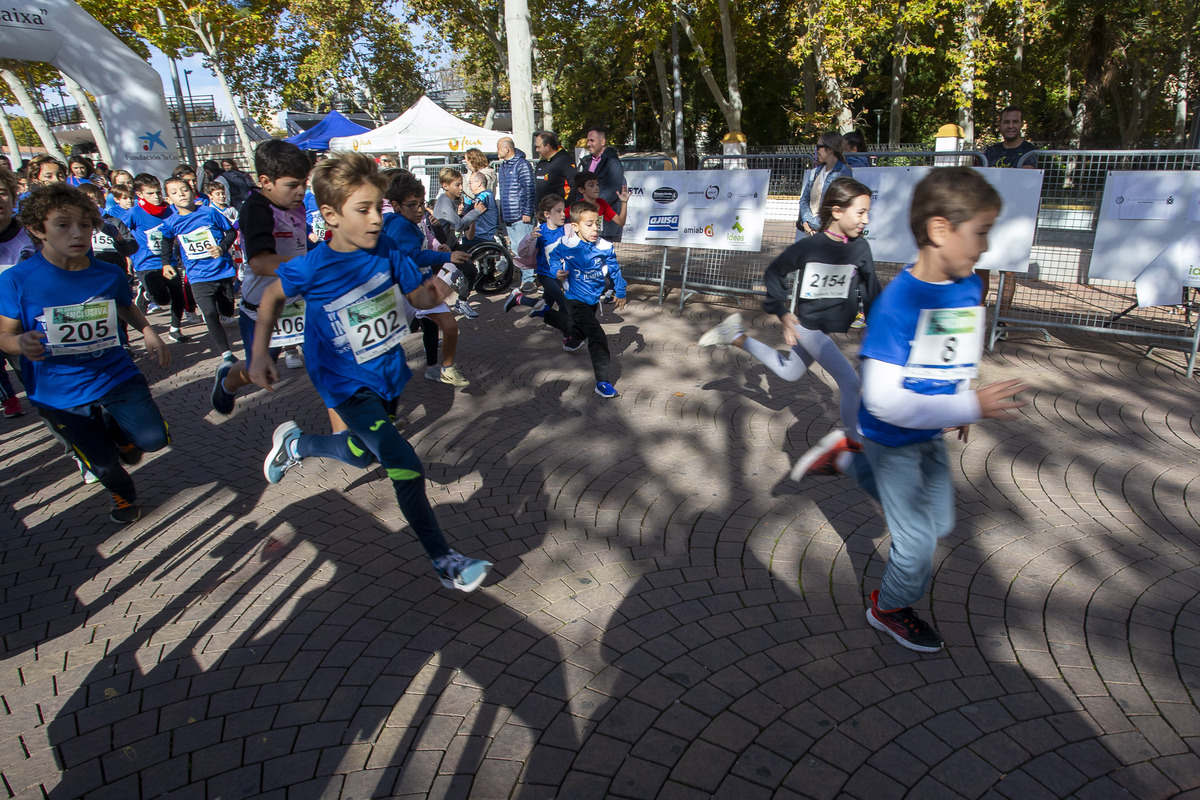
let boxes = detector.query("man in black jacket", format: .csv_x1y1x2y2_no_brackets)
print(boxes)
580,126,626,241
533,131,576,205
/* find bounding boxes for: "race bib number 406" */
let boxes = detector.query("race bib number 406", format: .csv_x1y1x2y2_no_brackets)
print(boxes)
799,262,854,300
904,306,984,380
43,299,119,356
269,299,306,348
337,286,408,364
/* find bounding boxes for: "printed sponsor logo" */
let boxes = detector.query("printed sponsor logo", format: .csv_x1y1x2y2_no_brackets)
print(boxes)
648,215,679,232
627,186,645,196
651,187,678,203
448,137,483,151
727,215,745,243
0,6,47,28
138,131,167,152
705,185,719,200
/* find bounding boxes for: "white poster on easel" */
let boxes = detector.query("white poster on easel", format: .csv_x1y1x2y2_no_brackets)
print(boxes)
622,170,771,251
851,167,1042,272
1088,171,1200,298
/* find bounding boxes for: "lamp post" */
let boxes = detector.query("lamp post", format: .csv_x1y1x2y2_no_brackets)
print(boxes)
183,69,195,120
624,75,638,150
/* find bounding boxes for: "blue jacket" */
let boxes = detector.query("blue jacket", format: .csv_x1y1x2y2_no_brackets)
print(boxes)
496,149,535,224
381,214,453,274
798,160,853,229
547,232,625,304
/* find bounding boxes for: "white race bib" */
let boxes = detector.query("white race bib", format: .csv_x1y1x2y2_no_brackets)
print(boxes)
43,299,119,356
146,226,165,257
180,227,217,260
311,213,327,238
904,307,984,381
337,286,408,364
269,299,306,348
92,230,116,254
799,262,854,300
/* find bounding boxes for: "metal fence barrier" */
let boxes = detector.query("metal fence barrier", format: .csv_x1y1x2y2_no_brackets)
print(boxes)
995,149,1200,375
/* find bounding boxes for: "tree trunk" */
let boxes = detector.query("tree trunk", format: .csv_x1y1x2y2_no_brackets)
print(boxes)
652,43,673,150
1176,43,1190,144
211,58,256,166
0,105,21,163
0,70,66,162
483,71,499,129
956,2,985,143
803,54,816,114
59,70,113,166
809,18,853,133
676,2,742,133
889,15,908,146
716,0,743,130
531,42,553,132
504,0,535,156
671,22,686,167
1068,14,1106,147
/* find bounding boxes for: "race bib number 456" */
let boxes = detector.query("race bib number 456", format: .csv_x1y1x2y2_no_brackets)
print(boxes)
180,227,217,260
337,286,408,364
43,299,119,356
904,306,984,380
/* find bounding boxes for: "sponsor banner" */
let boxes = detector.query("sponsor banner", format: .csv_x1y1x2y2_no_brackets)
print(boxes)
623,170,770,252
1090,172,1200,292
853,167,1042,272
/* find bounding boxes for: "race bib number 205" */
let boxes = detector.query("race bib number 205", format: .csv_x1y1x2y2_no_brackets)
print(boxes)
904,307,984,381
43,300,119,356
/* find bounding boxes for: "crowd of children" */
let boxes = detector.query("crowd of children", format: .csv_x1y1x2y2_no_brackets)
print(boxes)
2,143,1027,649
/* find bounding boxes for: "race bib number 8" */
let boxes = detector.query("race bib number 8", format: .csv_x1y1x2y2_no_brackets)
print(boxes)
337,286,408,364
269,299,306,348
180,228,217,260
43,299,119,356
799,262,854,300
904,306,984,380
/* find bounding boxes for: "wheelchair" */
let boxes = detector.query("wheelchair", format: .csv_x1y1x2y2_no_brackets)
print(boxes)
460,234,516,295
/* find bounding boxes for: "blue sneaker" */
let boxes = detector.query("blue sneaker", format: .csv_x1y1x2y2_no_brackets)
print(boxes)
264,421,302,483
452,300,479,319
529,300,547,318
594,381,619,399
211,357,237,415
433,551,492,592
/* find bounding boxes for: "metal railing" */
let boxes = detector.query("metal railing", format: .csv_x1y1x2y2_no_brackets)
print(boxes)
992,149,1200,375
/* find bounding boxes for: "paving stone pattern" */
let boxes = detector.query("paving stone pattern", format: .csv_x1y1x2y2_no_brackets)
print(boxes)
2,288,1200,800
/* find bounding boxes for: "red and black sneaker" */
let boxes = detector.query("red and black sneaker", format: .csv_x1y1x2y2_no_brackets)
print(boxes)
866,589,943,653
789,430,860,481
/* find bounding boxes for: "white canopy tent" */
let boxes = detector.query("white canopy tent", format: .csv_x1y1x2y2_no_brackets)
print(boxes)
327,96,509,158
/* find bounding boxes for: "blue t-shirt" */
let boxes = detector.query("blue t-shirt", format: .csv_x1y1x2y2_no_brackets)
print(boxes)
0,253,140,409
303,191,328,246
275,239,425,408
380,214,452,273
125,203,174,273
858,267,982,447
160,206,235,282
535,223,567,277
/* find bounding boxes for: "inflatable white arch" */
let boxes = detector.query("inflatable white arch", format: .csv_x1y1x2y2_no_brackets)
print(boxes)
0,0,181,177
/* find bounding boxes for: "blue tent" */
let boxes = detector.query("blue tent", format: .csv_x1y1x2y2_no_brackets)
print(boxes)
285,110,370,151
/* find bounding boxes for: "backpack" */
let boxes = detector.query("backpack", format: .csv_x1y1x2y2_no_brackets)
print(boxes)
224,169,255,210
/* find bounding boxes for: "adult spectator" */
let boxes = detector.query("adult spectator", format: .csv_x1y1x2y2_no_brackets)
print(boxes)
581,126,626,240
843,130,870,168
797,132,852,238
533,131,576,205
464,149,497,194
984,107,1037,168
202,159,230,199
378,154,398,169
496,137,536,290
218,157,257,210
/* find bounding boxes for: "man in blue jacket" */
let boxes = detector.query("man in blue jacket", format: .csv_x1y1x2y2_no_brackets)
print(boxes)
496,137,536,290
580,126,627,241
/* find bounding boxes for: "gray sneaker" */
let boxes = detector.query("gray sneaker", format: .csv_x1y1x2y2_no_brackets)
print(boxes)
698,313,745,348
433,550,492,592
264,421,302,483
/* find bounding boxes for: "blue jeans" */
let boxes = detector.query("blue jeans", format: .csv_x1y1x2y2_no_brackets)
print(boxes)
299,388,451,561
844,436,955,609
506,221,534,284
37,374,169,501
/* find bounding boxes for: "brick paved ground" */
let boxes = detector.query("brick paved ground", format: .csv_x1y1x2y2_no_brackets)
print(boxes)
2,285,1199,800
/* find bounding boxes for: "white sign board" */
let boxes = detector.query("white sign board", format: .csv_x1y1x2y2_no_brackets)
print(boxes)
1090,172,1200,298
622,170,771,252
852,167,1043,272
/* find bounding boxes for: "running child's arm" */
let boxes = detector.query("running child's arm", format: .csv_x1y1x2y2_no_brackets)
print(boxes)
116,304,170,367
0,315,43,361
110,218,139,258
406,276,454,310
605,249,628,311
861,359,1026,430
761,244,805,317
248,281,287,390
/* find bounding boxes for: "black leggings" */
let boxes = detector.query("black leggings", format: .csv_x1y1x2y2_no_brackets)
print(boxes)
544,299,611,382
190,278,236,354
138,268,186,329
420,317,439,366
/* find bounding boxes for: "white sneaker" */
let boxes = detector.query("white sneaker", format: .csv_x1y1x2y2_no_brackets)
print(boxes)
438,365,470,387
181,312,203,326
698,313,745,348
284,350,304,369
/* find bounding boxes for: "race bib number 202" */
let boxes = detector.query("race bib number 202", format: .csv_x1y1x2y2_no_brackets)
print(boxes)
337,286,408,364
904,306,984,381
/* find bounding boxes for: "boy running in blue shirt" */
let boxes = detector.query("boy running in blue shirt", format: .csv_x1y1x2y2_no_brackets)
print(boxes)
126,173,189,343
161,176,239,360
793,167,1026,652
0,184,171,524
248,152,490,592
541,200,627,398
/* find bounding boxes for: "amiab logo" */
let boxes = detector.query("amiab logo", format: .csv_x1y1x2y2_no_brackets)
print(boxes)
681,223,714,237
138,131,166,152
